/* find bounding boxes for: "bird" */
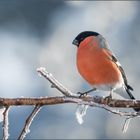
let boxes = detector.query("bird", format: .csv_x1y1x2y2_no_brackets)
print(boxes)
72,31,139,111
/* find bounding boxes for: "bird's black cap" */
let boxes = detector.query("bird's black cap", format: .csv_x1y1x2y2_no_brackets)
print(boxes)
72,31,99,47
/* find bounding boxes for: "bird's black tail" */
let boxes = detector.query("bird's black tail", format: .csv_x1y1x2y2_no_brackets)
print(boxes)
125,85,140,112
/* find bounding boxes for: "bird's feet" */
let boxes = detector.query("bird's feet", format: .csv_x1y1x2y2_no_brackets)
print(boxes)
77,88,96,98
77,92,87,98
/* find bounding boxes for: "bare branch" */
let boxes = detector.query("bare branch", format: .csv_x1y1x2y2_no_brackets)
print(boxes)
1,67,140,139
37,67,74,96
0,96,140,109
0,96,140,117
18,105,42,140
3,106,10,140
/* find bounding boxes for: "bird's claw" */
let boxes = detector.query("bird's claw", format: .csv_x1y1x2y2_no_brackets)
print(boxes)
77,92,87,98
77,88,96,98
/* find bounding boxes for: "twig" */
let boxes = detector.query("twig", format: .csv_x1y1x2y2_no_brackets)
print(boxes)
37,67,74,96
18,105,42,140
3,106,10,140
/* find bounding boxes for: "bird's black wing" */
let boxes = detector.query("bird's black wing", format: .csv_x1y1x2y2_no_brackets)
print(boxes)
109,52,135,99
103,46,134,98
99,37,134,99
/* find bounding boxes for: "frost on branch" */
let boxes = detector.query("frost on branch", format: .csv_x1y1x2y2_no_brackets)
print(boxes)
37,67,74,96
18,105,42,140
3,106,10,140
76,104,89,124
0,107,5,122
122,117,132,133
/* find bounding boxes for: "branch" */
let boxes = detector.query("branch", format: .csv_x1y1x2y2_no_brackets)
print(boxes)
18,105,42,140
0,67,140,113
0,96,140,109
3,106,10,140
1,67,140,139
37,67,74,96
0,96,140,117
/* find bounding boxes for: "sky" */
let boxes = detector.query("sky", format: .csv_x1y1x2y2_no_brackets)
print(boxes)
0,1,140,139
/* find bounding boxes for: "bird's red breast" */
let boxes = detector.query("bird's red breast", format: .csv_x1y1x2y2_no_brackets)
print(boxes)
77,36,122,87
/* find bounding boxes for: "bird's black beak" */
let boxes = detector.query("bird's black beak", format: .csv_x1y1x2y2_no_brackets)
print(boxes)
72,39,79,46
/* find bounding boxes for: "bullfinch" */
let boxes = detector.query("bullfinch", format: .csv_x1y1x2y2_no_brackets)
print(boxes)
72,31,139,111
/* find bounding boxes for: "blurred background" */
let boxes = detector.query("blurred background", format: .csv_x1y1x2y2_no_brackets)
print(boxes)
0,0,140,139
